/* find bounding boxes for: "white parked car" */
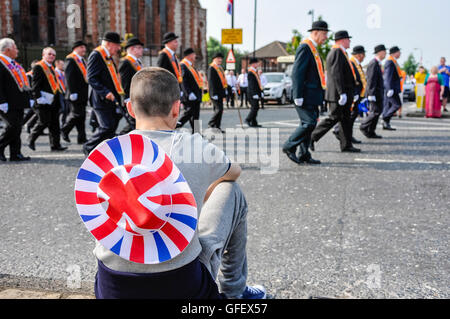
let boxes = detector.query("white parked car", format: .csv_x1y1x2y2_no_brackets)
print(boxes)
262,72,293,105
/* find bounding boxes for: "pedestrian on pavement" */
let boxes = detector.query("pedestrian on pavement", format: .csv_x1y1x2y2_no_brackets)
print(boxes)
28,47,67,152
207,52,227,133
282,20,330,165
310,30,360,153
61,40,89,145
424,66,444,118
0,38,32,162
76,67,266,299
226,70,237,108
414,66,427,111
245,58,263,127
438,57,450,113
83,32,124,156
359,44,387,139
382,46,403,130
237,68,249,108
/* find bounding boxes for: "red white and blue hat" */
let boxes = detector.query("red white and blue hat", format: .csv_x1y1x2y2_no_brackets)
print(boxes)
74,134,198,264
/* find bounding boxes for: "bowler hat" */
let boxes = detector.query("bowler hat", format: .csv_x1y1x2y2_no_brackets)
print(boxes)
162,32,179,44
212,52,224,59
183,48,195,57
125,37,144,49
249,57,259,64
103,31,121,44
352,45,366,55
72,40,87,51
389,46,401,54
374,44,387,54
334,30,352,41
308,20,330,32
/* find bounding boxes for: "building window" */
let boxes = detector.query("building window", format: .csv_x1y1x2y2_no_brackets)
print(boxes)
29,0,39,43
130,0,139,37
12,0,21,40
47,0,56,45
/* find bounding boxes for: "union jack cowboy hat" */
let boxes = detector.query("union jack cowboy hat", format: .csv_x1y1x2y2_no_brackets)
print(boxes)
74,134,198,264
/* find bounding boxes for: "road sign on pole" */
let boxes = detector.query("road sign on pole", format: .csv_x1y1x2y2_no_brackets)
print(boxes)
221,29,243,45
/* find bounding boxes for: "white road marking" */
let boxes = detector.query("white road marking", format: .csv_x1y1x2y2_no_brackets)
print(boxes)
354,158,449,165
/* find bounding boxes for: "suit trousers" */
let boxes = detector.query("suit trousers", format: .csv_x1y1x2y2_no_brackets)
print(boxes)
208,98,224,129
0,108,24,157
29,104,62,149
245,98,260,125
360,100,383,135
61,101,87,142
311,101,352,151
283,104,319,160
84,107,119,154
178,100,201,133
382,94,401,123
334,97,361,138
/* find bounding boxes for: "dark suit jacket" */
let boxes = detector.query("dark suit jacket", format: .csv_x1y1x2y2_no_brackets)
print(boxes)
325,48,356,102
292,43,325,106
247,70,262,99
87,50,120,109
365,58,384,103
207,65,226,99
0,62,29,110
351,60,364,97
119,58,138,100
157,51,179,78
383,59,401,94
31,62,61,108
181,62,202,103
64,55,89,104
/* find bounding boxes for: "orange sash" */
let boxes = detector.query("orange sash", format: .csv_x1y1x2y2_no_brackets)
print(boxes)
162,48,182,83
388,55,402,78
302,39,326,90
123,55,142,72
66,52,87,83
55,70,66,93
350,56,367,97
94,46,125,95
181,59,203,89
36,60,61,94
333,44,357,82
210,63,228,89
0,55,30,91
248,68,262,90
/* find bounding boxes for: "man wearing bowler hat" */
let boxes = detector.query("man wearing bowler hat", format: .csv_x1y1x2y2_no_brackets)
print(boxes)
61,40,89,145
83,31,124,155
207,52,228,133
311,30,360,153
282,20,329,165
157,32,183,86
382,46,402,130
359,44,387,139
245,57,263,127
118,37,144,134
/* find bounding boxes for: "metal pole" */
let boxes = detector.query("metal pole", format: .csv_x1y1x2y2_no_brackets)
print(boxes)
253,0,257,58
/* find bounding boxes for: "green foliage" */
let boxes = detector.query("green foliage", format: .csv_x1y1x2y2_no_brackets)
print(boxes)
403,53,419,76
286,29,303,55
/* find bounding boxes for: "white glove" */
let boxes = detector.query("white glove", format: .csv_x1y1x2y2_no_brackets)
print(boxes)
212,95,218,100
338,93,347,106
225,90,228,95
368,95,377,102
253,94,260,100
29,100,35,108
353,95,359,102
36,97,47,105
180,91,184,97
294,98,304,107
261,92,264,98
0,103,8,113
39,91,54,105
188,92,197,101
387,89,394,97
69,93,78,101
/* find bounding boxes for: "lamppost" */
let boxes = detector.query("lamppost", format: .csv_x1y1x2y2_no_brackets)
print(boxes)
308,9,314,24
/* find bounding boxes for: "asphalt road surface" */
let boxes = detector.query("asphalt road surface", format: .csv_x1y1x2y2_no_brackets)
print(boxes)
0,103,449,298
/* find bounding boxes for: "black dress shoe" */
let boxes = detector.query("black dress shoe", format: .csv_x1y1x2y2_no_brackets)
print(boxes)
351,137,362,144
382,121,396,131
342,146,361,153
10,154,31,161
300,157,321,165
310,140,316,152
368,133,383,139
332,130,341,141
282,148,301,164
61,131,71,143
51,146,68,151
77,138,88,145
28,140,36,151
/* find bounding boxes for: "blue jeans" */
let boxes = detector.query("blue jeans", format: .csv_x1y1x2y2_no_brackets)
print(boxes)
283,104,319,159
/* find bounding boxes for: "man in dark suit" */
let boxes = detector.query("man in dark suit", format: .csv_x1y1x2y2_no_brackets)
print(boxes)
119,37,144,135
382,46,402,130
157,32,183,85
28,47,67,152
245,58,263,127
359,45,387,139
207,52,227,133
177,48,203,133
311,30,360,153
61,41,89,144
83,32,124,155
282,21,329,165
0,38,32,161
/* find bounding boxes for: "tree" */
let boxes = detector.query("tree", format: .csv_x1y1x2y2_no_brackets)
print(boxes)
403,53,419,76
286,29,303,55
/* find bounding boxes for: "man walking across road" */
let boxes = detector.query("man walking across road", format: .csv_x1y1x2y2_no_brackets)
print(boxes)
382,46,403,131
207,52,228,133
245,58,263,127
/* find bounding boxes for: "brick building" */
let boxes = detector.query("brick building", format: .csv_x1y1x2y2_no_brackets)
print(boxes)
0,0,208,70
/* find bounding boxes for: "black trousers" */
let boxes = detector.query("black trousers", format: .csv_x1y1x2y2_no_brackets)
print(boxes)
360,100,383,135
382,94,401,123
84,107,120,154
334,97,361,138
208,98,224,129
61,101,87,143
28,104,62,149
311,100,353,151
245,97,260,125
178,100,201,133
0,108,24,157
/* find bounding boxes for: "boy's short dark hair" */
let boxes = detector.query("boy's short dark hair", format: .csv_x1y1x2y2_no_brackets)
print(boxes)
130,67,181,117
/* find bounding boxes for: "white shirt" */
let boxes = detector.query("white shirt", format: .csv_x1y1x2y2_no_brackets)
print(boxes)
237,73,248,87
308,37,318,47
226,74,237,87
102,45,111,58
128,53,142,65
165,46,176,60
0,53,13,64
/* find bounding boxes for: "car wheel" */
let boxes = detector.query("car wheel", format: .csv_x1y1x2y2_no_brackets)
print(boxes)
278,91,287,105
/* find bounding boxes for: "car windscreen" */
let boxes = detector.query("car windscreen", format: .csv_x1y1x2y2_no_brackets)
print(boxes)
264,74,283,83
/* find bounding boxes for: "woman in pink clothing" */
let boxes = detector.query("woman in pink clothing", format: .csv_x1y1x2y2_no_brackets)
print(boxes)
425,66,445,118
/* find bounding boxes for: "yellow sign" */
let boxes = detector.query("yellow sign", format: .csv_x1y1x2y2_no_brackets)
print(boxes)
221,29,243,45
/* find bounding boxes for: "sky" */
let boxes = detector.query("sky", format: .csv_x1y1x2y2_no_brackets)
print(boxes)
198,0,450,67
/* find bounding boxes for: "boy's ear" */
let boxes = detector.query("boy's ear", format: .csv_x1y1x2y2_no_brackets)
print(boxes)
126,100,136,119
172,100,181,118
